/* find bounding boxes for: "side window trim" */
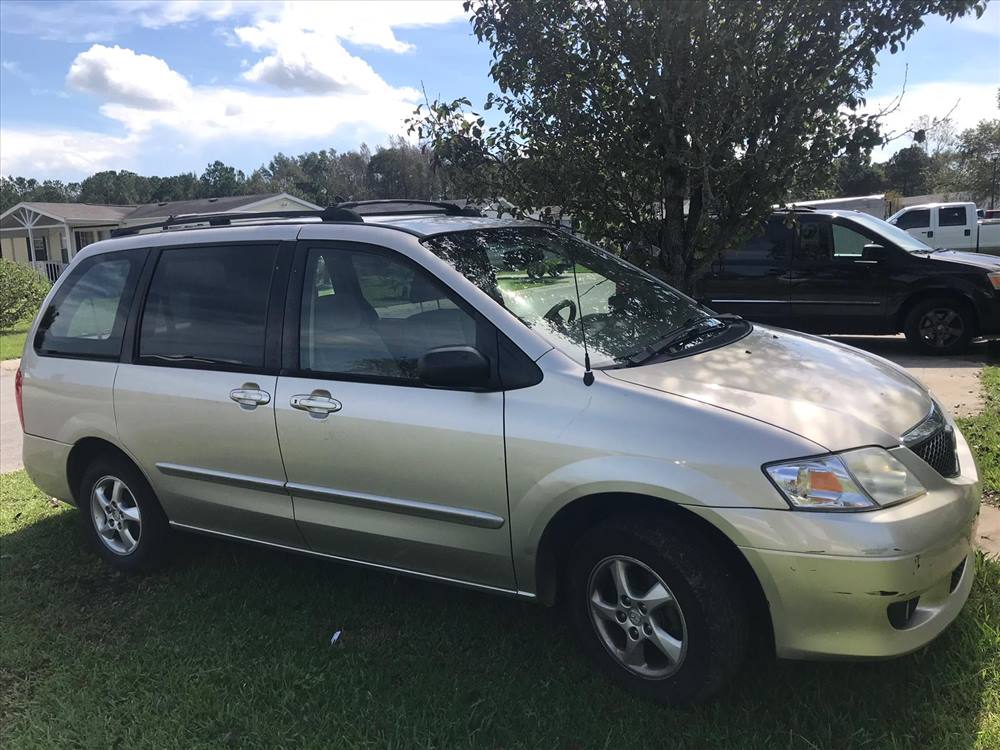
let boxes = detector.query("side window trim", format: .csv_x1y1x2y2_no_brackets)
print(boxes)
281,239,505,391
130,241,285,375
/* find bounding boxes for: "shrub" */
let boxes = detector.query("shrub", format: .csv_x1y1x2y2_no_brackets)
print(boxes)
0,258,50,330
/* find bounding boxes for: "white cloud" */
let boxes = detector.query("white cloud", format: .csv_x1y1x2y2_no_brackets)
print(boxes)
234,1,466,93
0,128,139,177
67,45,192,109
1,2,469,179
866,81,1000,161
0,0,256,42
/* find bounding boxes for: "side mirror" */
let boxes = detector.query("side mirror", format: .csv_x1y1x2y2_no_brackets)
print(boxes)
862,244,889,261
418,345,491,388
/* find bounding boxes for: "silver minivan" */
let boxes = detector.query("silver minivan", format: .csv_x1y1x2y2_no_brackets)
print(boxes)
18,200,981,704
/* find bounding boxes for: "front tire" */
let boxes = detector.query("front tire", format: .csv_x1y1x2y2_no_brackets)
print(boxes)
903,297,974,355
567,515,749,705
80,455,170,572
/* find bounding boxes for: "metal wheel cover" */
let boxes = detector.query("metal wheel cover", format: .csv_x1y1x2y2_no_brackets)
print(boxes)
918,307,964,349
90,475,142,556
587,555,688,679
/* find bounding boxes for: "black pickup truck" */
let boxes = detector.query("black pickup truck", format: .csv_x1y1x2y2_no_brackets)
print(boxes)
694,208,1000,354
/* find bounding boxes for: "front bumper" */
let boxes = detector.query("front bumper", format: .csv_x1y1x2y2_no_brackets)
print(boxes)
694,425,981,659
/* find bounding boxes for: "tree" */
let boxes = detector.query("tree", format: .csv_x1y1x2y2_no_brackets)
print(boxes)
410,0,984,290
884,144,933,196
0,258,49,330
954,115,1000,205
367,137,438,200
836,153,886,196
198,161,247,198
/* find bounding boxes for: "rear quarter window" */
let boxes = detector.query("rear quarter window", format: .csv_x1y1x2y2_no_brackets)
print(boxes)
34,250,146,359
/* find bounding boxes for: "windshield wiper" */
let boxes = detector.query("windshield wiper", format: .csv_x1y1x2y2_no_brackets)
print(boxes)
622,314,742,366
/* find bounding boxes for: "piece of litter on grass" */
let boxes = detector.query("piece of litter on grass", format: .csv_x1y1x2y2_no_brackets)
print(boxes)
330,630,343,645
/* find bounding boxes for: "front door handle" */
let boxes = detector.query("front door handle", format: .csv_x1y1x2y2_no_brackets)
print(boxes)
230,383,271,410
290,390,342,418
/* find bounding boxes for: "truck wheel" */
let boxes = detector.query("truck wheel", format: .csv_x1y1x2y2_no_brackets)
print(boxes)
904,298,974,355
567,515,749,704
79,454,170,572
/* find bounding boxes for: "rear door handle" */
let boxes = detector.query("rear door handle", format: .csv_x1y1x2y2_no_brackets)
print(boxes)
229,383,271,410
291,391,342,418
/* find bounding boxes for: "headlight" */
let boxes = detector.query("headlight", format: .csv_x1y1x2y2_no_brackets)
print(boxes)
988,271,1000,290
765,447,925,511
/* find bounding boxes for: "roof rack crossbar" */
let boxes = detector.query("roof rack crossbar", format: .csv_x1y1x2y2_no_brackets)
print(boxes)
337,199,482,217
110,206,363,238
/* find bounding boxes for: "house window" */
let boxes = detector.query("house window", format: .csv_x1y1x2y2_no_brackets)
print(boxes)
32,235,48,261
74,231,96,251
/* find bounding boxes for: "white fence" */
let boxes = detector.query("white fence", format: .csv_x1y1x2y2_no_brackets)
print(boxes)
30,261,66,283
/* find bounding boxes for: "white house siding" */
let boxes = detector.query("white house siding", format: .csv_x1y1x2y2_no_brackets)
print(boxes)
1,227,69,264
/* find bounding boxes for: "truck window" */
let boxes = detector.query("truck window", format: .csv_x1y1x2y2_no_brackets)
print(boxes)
831,223,869,257
938,206,968,227
34,251,145,359
895,209,930,230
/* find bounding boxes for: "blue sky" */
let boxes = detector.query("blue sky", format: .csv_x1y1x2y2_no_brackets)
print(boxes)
0,0,997,181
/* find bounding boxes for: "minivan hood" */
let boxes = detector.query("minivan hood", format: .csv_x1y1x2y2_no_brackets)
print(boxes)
924,249,1000,270
605,326,931,451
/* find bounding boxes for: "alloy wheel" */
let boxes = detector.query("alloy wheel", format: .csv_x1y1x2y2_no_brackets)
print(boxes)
587,555,688,679
90,475,142,555
918,307,964,350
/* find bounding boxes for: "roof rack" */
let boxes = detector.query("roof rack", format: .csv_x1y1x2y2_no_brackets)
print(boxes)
111,206,363,238
109,199,483,238
337,199,482,217
773,205,816,212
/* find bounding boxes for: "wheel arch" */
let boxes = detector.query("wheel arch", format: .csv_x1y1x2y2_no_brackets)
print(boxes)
66,437,154,506
895,287,979,334
533,492,774,652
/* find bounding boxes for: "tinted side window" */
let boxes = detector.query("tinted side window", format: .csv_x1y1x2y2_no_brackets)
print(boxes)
895,209,930,230
34,251,144,359
938,206,967,227
729,219,791,261
796,218,832,261
139,245,277,369
300,247,476,380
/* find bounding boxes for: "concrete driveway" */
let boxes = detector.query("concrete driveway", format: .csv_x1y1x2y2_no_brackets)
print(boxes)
0,360,21,474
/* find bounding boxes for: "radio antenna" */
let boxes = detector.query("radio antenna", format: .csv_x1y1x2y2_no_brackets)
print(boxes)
568,243,595,386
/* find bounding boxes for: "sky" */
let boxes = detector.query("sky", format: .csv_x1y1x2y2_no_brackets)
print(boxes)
0,0,998,182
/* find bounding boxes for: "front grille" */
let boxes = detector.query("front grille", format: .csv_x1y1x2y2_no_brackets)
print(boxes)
902,403,959,478
909,426,959,478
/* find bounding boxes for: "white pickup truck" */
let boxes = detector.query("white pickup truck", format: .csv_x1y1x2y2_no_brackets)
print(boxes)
887,201,1000,254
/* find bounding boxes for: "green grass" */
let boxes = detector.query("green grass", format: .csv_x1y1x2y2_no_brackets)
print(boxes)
958,366,1000,506
0,322,29,361
1,470,998,749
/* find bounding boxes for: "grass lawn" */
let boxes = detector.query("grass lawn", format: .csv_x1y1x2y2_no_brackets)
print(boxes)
1,368,998,748
0,322,29,361
0,470,996,749
958,366,1000,506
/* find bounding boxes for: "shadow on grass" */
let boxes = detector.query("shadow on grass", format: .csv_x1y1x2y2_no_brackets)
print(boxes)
2,508,997,750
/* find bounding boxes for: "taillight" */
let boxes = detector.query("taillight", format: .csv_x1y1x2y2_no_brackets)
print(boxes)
14,367,24,431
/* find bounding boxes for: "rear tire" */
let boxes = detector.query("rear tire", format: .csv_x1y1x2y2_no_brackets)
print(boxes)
903,297,974,355
567,514,749,705
79,454,170,572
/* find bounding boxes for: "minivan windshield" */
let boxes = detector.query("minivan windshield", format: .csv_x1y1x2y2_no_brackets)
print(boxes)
423,227,734,366
851,212,934,252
